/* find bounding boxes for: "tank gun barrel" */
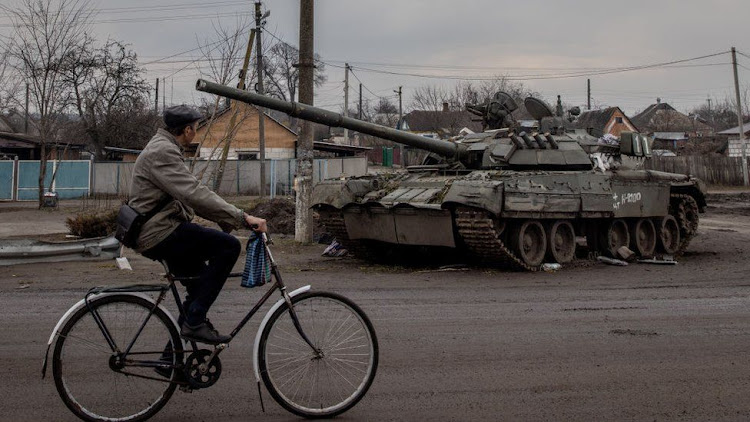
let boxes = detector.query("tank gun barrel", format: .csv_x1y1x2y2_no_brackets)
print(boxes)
196,79,464,160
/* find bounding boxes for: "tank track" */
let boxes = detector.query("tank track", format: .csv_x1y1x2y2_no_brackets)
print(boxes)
670,193,699,255
455,208,540,272
318,210,369,258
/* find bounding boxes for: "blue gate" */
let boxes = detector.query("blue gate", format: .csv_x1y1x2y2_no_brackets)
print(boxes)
0,161,14,200
17,160,90,200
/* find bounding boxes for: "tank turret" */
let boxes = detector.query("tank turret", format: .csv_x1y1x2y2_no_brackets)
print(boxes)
196,79,596,171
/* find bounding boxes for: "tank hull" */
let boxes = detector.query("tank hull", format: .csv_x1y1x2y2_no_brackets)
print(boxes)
315,169,704,270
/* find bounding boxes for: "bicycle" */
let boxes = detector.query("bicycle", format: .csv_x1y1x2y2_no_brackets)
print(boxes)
42,233,379,421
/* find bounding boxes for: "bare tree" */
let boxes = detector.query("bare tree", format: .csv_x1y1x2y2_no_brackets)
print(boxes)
2,0,93,207
192,18,251,174
0,46,22,129
263,41,327,102
61,39,151,160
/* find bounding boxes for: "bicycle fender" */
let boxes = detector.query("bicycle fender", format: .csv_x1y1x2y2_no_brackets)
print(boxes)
42,292,180,379
252,285,311,382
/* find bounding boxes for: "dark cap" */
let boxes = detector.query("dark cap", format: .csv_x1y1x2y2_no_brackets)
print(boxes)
164,105,203,129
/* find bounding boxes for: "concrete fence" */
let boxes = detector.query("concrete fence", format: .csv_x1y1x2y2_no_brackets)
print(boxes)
645,155,750,186
93,157,368,197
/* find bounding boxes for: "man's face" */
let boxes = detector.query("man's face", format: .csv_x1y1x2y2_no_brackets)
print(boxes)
182,124,197,145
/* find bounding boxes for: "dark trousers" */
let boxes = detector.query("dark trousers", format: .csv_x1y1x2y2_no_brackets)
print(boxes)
143,222,241,326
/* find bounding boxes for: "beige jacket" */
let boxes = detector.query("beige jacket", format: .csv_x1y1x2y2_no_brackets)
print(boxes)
128,128,244,252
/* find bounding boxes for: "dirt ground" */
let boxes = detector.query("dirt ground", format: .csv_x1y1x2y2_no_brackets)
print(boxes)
2,193,750,421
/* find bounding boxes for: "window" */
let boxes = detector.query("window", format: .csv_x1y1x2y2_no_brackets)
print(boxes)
238,152,258,160
615,116,624,124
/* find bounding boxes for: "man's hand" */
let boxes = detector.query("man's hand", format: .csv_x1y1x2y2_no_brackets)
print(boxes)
244,213,268,232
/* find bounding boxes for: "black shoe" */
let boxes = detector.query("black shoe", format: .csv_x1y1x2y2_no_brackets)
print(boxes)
180,319,231,345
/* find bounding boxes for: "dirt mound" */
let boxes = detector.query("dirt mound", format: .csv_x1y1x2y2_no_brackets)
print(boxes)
246,198,296,234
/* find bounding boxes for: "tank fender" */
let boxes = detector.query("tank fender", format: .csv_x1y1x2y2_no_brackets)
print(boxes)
312,178,380,209
42,292,180,379
670,182,708,211
252,285,311,382
442,180,504,216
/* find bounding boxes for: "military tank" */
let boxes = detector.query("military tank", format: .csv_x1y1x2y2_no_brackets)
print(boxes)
197,79,705,271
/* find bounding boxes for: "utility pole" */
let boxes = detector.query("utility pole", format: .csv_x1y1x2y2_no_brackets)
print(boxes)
358,83,362,119
343,63,350,144
24,83,29,134
587,79,591,110
394,85,403,166
154,78,159,113
295,0,314,243
707,97,712,127
213,23,257,192
731,47,748,186
255,1,267,197
162,77,165,111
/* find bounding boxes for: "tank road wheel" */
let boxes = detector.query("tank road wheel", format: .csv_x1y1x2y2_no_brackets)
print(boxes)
630,218,656,258
600,219,630,257
509,220,547,267
656,215,681,255
546,220,576,264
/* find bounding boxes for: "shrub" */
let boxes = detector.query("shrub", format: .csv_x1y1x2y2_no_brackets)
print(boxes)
66,209,118,238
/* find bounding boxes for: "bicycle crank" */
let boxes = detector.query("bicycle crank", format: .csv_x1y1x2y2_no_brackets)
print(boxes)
184,350,222,389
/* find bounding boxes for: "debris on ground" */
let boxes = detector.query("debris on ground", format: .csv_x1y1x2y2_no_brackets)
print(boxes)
322,240,348,257
637,257,678,265
417,264,469,273
617,246,636,262
597,256,628,266
542,263,562,272
116,257,133,270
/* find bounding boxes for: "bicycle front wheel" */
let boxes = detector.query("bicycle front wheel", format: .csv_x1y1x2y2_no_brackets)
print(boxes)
52,294,182,422
258,291,378,418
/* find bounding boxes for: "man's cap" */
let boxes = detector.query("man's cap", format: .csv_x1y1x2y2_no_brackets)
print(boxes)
164,105,203,129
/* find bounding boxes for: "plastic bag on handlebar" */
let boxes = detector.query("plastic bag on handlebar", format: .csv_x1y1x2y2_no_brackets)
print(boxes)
241,231,271,288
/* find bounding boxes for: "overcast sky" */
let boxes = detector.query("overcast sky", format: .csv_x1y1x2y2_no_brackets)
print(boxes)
3,0,750,116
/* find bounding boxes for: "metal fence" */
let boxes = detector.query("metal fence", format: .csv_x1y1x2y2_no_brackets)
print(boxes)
645,155,750,186
0,157,367,200
93,157,368,197
0,159,91,201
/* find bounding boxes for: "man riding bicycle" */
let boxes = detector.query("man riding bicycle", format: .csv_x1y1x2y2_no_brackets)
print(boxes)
129,105,267,345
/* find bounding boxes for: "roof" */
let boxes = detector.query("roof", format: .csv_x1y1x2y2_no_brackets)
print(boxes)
0,132,86,147
717,122,750,136
402,110,483,134
571,107,626,137
314,141,371,156
652,132,687,141
631,102,713,134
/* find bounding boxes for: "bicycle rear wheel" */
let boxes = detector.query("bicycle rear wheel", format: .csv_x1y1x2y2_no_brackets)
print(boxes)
258,291,378,418
52,294,182,422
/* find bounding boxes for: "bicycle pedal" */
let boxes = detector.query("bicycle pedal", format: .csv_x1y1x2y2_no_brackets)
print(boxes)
179,385,194,393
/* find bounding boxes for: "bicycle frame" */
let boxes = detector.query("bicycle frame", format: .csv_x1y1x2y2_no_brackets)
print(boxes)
42,234,317,384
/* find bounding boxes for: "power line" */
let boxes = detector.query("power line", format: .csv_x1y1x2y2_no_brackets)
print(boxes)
0,9,251,27
352,51,730,81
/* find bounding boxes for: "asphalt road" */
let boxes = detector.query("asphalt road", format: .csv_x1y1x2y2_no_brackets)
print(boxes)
2,202,750,421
